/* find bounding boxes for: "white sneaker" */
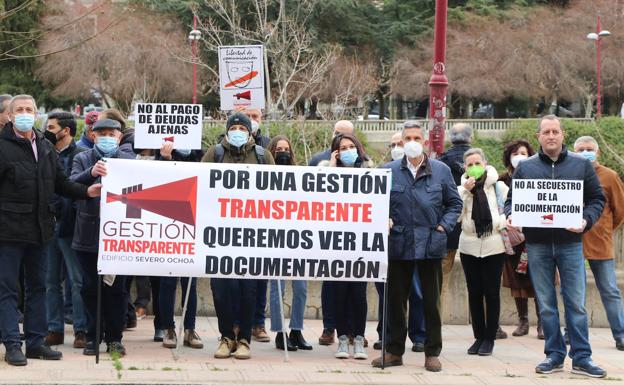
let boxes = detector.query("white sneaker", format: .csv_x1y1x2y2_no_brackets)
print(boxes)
353,335,368,359
335,335,349,359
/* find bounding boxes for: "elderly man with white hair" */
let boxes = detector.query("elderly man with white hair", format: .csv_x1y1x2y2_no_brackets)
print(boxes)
574,135,624,352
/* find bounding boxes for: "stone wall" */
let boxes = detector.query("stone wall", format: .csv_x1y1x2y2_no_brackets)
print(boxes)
173,227,624,328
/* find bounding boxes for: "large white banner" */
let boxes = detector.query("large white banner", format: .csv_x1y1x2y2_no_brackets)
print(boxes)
511,179,584,228
133,103,203,150
218,45,265,111
98,159,390,281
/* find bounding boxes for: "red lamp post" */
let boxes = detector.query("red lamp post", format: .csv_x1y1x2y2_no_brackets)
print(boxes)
428,0,449,158
587,16,610,118
189,15,202,104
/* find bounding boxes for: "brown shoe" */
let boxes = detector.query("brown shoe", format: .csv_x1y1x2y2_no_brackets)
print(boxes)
252,326,270,342
318,329,335,345
495,326,508,340
425,356,442,372
371,353,403,368
73,331,86,349
44,331,64,346
125,319,137,329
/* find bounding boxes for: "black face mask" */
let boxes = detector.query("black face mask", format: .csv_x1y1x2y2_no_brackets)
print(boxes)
275,151,292,165
44,130,58,145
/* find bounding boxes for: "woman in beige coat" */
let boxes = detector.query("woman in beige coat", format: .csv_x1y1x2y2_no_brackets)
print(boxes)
457,148,508,357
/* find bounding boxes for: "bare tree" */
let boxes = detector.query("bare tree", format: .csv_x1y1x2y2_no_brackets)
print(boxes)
36,1,193,113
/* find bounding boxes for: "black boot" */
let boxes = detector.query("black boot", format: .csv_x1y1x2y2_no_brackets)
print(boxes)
289,330,313,350
275,332,297,351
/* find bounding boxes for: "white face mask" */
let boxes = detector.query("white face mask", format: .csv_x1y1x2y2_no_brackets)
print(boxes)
404,140,423,159
510,154,528,169
391,146,405,161
136,154,155,161
251,120,260,134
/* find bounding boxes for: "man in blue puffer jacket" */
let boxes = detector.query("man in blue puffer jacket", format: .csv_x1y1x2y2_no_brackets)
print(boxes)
372,121,462,372
505,115,605,378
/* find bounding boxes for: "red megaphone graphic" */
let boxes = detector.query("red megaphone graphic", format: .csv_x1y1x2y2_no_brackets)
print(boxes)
163,136,174,142
541,213,554,221
106,177,197,226
234,91,251,100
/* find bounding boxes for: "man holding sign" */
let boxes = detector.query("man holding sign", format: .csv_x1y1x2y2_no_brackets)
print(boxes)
504,115,605,377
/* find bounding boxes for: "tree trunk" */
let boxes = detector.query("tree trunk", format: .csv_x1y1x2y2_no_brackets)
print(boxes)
584,94,594,118
396,94,405,120
493,101,506,118
377,90,385,120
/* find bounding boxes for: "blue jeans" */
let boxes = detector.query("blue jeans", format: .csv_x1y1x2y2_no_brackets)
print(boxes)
45,231,87,334
0,242,46,350
375,269,426,344
269,280,307,332
589,259,624,341
159,277,197,330
527,242,591,365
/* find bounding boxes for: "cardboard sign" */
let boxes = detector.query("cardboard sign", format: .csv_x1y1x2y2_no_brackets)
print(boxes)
511,179,584,228
98,159,390,282
133,103,203,150
218,45,265,111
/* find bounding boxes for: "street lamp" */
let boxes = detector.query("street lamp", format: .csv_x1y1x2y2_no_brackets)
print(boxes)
586,15,610,118
188,15,202,104
428,0,449,158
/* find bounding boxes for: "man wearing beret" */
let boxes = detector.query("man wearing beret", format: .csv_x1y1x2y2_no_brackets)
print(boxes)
70,117,135,358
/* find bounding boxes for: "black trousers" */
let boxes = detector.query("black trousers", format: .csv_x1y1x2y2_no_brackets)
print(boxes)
387,259,442,357
77,251,127,344
149,277,161,330
459,252,506,341
211,278,257,342
334,282,367,337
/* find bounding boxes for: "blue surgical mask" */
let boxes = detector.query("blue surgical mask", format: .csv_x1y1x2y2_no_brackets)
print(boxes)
96,136,118,156
14,114,35,132
340,148,358,166
580,150,597,162
227,130,249,148
176,149,192,157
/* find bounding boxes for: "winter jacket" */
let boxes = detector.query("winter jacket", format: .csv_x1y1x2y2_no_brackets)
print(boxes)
202,136,275,165
504,146,605,244
253,129,271,148
583,164,624,260
76,133,94,149
0,123,88,245
70,148,135,253
438,143,471,186
457,165,508,257
308,149,331,166
385,155,463,260
53,141,87,238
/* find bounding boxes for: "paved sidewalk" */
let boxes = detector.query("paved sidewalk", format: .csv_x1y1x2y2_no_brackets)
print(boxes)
1,318,622,384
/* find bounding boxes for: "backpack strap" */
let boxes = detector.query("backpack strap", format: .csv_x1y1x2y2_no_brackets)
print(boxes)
214,143,225,163
254,145,266,164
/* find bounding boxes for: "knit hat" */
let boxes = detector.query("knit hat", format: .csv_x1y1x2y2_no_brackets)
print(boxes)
226,112,252,133
85,111,100,128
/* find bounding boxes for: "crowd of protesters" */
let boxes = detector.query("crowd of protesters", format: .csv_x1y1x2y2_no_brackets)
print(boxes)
0,94,622,379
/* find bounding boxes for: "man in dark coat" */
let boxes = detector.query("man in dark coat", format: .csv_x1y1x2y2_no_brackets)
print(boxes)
0,95,100,366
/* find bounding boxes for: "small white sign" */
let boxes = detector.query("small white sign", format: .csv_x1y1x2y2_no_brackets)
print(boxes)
218,45,265,111
133,103,203,150
511,179,584,228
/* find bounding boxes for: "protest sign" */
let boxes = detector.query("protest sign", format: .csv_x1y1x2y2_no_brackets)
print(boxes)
218,45,265,111
133,103,203,150
98,159,390,282
511,179,584,228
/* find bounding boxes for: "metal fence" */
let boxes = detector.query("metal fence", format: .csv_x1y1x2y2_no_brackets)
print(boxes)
203,118,594,133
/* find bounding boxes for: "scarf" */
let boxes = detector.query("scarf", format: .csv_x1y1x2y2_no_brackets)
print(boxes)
471,171,492,238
